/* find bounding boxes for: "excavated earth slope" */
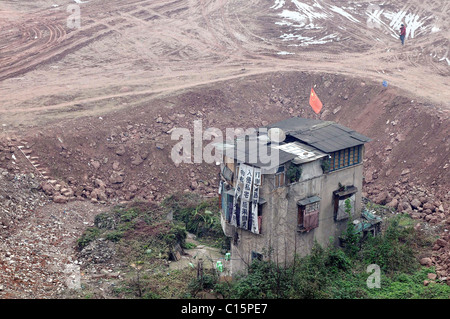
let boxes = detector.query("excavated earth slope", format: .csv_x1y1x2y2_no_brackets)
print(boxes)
0,0,448,297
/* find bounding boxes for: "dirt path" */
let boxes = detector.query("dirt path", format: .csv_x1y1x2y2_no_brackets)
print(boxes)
169,233,227,272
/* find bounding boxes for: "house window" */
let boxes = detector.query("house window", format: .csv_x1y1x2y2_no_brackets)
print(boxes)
222,165,234,183
329,146,362,172
274,165,285,188
251,251,263,262
233,232,239,246
226,194,234,223
297,196,320,232
221,183,235,223
333,186,358,221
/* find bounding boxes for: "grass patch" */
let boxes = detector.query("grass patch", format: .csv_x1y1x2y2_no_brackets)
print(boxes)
77,200,188,264
213,213,450,299
162,192,229,250
112,267,196,299
77,195,228,299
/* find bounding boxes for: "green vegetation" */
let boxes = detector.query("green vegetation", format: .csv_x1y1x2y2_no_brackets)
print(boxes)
77,201,186,260
112,267,196,299
339,198,360,257
286,164,302,183
76,195,227,299
76,197,449,299
162,192,229,250
212,213,449,299
320,157,331,173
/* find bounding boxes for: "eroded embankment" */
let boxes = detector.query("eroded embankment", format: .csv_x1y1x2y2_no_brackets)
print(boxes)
1,71,449,296
13,71,447,202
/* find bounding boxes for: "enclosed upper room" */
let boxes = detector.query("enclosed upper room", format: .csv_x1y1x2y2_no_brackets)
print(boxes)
221,117,371,173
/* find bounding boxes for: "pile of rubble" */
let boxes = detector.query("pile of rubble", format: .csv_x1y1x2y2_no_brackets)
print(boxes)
367,184,447,222
30,115,220,206
0,137,110,298
366,183,450,281
0,168,109,298
0,169,49,236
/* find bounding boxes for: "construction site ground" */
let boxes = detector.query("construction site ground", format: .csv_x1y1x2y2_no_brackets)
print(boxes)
0,0,449,298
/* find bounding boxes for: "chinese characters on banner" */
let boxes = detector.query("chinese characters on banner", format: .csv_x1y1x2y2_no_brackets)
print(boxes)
242,165,253,201
253,168,261,186
240,165,253,229
251,167,261,234
230,164,261,234
231,164,245,227
240,199,249,230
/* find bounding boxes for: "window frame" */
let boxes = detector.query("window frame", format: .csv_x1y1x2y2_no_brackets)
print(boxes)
333,186,358,221
297,198,320,232
274,165,285,188
251,251,263,262
328,145,362,172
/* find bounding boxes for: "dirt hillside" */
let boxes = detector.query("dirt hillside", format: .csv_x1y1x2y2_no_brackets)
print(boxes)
0,0,448,298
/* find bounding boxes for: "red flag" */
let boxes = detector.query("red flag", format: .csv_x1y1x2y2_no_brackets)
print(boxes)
309,87,323,114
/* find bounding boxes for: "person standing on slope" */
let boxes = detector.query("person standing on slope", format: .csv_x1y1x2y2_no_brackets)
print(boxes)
399,24,406,46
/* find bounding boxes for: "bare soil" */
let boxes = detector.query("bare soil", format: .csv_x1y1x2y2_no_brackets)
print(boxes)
0,0,448,298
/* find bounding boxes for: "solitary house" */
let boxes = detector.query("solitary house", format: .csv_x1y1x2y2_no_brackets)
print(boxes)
218,117,371,274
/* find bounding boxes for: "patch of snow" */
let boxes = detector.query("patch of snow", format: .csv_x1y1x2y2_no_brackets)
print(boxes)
279,10,308,27
271,0,285,10
275,21,293,26
431,26,440,33
291,0,329,21
272,1,436,48
277,51,295,55
383,10,431,39
328,5,360,23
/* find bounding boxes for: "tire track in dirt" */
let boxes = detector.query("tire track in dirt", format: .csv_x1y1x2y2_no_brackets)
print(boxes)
199,0,228,52
0,22,113,82
0,0,448,121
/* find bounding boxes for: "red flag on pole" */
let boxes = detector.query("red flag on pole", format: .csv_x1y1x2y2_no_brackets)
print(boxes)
309,87,323,114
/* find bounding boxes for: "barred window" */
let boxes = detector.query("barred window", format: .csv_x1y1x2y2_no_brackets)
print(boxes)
305,202,320,213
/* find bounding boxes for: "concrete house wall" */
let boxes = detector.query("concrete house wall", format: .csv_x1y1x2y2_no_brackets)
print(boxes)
219,118,370,275
222,149,365,275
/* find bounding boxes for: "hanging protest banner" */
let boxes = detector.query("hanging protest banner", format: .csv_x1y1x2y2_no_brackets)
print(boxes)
251,185,260,234
242,165,254,202
253,167,261,186
240,198,249,230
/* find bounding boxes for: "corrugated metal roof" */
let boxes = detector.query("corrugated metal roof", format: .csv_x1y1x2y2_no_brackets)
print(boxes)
220,118,370,169
263,117,370,153
222,135,296,169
